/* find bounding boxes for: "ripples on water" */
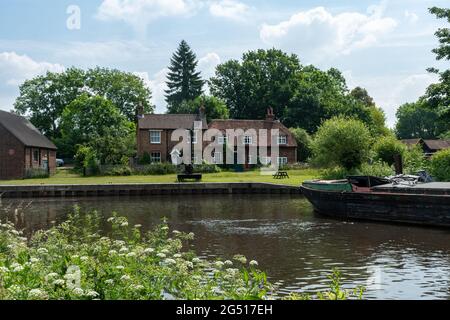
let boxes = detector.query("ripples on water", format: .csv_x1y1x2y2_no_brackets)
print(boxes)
1,194,450,299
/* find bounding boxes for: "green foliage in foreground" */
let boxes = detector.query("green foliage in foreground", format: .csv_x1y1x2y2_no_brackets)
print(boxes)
430,149,450,182
0,208,363,300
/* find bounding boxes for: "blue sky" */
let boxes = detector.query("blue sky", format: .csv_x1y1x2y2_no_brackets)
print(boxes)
0,0,448,126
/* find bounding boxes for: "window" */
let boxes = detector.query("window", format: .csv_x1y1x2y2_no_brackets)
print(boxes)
213,152,222,164
33,150,39,162
150,131,161,144
278,135,287,145
150,152,161,163
277,157,288,166
243,135,253,145
218,136,228,145
260,157,271,165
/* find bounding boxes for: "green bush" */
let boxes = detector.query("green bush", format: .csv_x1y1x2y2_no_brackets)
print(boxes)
312,117,372,170
430,149,450,181
24,168,50,179
193,163,221,173
360,161,394,177
135,163,178,175
290,128,312,162
101,165,133,176
0,208,269,300
74,146,100,176
138,152,151,165
372,136,406,166
403,145,429,175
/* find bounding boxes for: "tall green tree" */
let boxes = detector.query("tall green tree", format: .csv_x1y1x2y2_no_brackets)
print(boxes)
14,67,153,141
59,94,135,164
425,7,450,121
210,49,301,120
168,95,229,122
165,40,204,109
395,100,445,139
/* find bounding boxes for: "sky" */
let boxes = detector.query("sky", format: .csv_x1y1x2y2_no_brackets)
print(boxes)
0,0,448,127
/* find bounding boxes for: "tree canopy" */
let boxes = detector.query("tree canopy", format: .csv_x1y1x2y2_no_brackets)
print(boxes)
59,94,135,164
168,95,229,122
165,40,204,110
14,67,153,141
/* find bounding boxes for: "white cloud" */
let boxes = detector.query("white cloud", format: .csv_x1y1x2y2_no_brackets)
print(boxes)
96,0,200,30
0,51,64,86
198,52,221,79
404,10,419,24
209,0,250,21
260,5,397,59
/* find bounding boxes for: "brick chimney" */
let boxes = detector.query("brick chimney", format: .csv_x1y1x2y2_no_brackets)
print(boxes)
197,104,206,121
266,107,275,121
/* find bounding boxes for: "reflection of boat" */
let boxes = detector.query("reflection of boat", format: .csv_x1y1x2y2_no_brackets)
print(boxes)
301,176,450,227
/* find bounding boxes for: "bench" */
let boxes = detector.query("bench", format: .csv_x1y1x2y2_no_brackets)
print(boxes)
273,171,289,179
177,174,202,182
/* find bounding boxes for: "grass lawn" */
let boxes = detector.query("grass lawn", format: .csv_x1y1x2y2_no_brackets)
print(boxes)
0,168,320,186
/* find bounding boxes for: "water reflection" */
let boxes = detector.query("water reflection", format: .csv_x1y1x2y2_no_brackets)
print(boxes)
1,194,450,299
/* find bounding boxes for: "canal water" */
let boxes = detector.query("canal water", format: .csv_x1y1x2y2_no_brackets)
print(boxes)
1,194,450,300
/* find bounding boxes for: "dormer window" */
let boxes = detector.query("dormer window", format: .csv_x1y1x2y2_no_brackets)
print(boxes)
278,135,287,145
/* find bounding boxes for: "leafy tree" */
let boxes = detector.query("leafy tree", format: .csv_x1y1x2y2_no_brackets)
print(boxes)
168,95,229,122
14,67,152,141
372,136,406,166
312,117,372,170
395,100,445,139
349,87,375,107
59,94,135,164
289,128,312,162
165,40,204,109
425,7,450,121
210,49,301,120
430,148,450,181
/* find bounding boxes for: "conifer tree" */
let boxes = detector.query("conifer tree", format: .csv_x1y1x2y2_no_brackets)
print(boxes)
165,40,204,110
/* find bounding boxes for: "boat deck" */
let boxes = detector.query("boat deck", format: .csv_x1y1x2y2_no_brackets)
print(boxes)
372,182,450,195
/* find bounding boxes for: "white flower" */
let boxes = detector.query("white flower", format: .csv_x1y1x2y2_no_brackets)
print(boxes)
119,247,129,253
249,260,259,267
37,248,48,254
144,248,154,254
71,255,79,259
161,226,169,231
72,288,84,296
109,250,117,255
28,289,48,300
164,258,176,265
107,217,115,222
156,253,166,259
86,290,99,298
46,273,59,281
173,254,182,259
0,266,9,273
120,222,129,227
224,260,233,267
161,249,170,254
236,287,246,295
192,258,201,263
116,265,125,270
126,252,136,258
185,262,194,269
120,275,131,281
134,224,142,228
130,284,144,291
80,256,89,261
30,257,39,264
215,261,225,269
53,279,65,286
105,279,114,285
172,230,181,234
13,265,24,272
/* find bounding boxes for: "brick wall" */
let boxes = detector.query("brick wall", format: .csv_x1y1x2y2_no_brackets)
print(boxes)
0,125,25,180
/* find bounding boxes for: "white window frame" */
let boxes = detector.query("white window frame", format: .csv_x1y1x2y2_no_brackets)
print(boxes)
213,152,222,164
278,135,287,145
150,152,161,163
149,131,161,144
243,135,253,145
260,157,271,165
277,157,288,166
218,136,228,145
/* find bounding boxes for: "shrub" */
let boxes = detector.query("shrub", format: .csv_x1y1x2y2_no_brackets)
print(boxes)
134,163,178,175
403,145,429,175
360,161,394,177
372,136,406,166
290,128,312,162
193,163,221,173
100,165,133,176
429,149,450,181
138,152,151,165
74,145,100,176
312,117,372,170
24,168,50,179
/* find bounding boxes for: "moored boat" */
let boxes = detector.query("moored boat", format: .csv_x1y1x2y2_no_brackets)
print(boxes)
301,176,450,227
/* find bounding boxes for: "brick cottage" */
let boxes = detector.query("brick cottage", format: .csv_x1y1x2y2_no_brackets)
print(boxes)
137,108,297,167
0,110,57,180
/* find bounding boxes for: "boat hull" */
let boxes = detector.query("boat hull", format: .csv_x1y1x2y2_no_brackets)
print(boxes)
300,186,450,227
